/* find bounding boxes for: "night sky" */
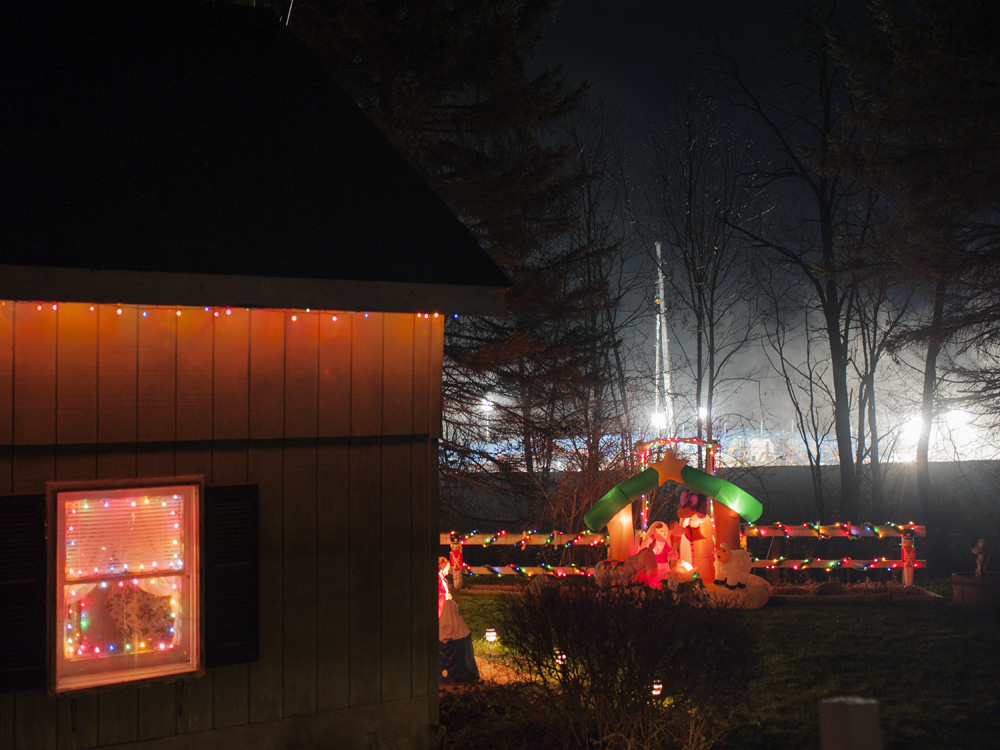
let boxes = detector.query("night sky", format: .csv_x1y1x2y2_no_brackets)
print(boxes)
529,1,798,429
531,0,785,122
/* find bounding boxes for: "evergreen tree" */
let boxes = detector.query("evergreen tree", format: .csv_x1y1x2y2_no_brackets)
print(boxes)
291,2,606,521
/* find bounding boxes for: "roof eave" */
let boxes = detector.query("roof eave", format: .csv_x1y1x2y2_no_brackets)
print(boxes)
0,265,507,316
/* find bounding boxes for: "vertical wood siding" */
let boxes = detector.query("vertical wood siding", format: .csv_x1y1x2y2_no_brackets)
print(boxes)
13,302,56,445
212,309,249,441
96,306,138,444
136,310,177,444
176,310,213,443
0,304,442,750
55,303,97,446
0,303,14,490
315,442,350,713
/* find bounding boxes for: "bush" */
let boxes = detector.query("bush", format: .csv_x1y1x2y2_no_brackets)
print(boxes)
494,585,757,749
439,682,565,750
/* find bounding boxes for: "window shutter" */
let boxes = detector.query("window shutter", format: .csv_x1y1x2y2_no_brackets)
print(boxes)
202,484,259,668
0,494,46,693
0,484,260,693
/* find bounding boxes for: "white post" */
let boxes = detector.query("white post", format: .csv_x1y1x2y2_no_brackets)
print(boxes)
819,697,882,750
654,244,662,432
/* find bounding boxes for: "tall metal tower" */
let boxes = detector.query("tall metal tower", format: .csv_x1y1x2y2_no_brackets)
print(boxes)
653,242,674,436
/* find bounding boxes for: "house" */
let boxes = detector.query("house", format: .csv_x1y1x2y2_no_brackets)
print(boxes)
0,1,507,748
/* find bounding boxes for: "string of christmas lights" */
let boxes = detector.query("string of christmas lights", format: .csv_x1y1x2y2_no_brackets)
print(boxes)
752,558,927,570
745,522,925,538
57,487,194,669
440,521,925,548
463,564,592,578
7,300,454,321
460,557,927,578
441,530,610,548
634,436,720,469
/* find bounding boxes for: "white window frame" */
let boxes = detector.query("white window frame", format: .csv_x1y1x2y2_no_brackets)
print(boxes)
47,477,203,693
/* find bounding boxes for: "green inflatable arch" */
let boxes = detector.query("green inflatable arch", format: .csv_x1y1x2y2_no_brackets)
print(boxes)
584,455,762,533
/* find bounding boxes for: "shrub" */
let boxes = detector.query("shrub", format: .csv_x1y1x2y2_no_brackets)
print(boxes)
494,584,757,749
439,682,564,750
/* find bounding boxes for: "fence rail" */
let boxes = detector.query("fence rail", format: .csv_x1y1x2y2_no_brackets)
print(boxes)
442,522,927,577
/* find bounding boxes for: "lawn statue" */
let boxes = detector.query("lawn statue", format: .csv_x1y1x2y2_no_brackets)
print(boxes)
638,520,681,579
437,556,453,617
679,505,715,583
901,529,917,587
677,490,709,519
594,546,657,588
585,445,769,607
973,538,990,577
713,543,752,589
705,545,771,609
449,532,464,590
438,556,479,684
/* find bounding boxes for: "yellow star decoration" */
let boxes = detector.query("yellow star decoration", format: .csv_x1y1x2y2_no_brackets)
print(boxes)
649,453,688,485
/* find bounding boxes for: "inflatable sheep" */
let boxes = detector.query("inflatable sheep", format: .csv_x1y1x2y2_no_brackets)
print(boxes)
713,543,751,589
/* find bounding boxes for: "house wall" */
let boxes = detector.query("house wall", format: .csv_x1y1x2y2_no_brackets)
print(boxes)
0,301,443,750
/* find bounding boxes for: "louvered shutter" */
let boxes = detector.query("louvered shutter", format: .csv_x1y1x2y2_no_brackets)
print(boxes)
0,483,260,693
202,484,259,668
0,494,46,692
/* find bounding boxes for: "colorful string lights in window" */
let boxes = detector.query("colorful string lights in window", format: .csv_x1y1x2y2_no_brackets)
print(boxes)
50,480,202,693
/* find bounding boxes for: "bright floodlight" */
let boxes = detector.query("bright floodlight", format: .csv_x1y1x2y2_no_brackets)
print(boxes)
946,409,970,429
946,410,974,443
905,415,925,443
481,398,494,412
651,412,667,430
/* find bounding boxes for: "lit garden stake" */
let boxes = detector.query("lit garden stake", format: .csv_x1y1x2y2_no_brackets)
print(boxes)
652,678,663,697
484,628,497,643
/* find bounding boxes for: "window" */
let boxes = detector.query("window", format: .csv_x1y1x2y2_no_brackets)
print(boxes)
48,478,203,692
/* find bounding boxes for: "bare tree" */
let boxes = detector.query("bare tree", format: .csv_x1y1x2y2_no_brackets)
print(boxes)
759,266,834,517
638,86,763,469
834,0,1000,520
710,0,874,518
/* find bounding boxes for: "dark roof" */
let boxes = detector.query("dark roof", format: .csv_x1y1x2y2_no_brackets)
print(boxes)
0,0,508,314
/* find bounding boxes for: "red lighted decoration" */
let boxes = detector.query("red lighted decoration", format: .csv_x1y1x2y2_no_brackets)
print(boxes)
48,478,203,692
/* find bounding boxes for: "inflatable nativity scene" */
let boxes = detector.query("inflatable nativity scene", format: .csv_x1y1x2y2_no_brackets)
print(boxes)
585,451,771,609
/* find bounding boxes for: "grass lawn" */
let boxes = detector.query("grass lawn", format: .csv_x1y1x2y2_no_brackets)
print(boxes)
447,579,1000,750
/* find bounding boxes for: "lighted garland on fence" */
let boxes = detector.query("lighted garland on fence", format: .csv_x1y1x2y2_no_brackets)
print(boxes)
442,530,610,549
744,522,925,539
442,522,927,578
458,558,926,579
440,523,925,548
752,558,926,571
